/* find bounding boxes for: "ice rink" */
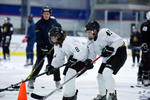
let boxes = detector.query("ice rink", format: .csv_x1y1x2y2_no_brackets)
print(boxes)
0,53,148,100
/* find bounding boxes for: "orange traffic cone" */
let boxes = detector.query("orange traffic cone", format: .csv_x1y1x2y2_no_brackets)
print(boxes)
17,81,27,100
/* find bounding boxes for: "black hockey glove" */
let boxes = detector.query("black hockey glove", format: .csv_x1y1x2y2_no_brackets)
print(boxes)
101,45,114,57
67,55,77,67
141,43,149,53
46,65,57,75
84,59,94,70
76,59,93,77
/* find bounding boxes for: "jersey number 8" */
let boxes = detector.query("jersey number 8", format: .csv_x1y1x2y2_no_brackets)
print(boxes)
75,47,80,52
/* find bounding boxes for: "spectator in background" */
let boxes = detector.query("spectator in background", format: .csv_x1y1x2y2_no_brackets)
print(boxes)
2,17,13,60
130,26,141,67
22,14,36,66
0,24,2,60
0,25,2,44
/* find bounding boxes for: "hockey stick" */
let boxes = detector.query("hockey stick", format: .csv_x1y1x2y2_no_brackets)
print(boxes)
0,62,67,92
0,71,46,92
0,46,54,92
31,56,101,100
26,46,54,80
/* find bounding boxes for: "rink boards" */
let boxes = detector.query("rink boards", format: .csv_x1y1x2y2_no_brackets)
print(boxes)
0,35,133,56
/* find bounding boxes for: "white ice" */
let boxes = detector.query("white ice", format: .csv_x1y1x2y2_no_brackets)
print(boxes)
0,35,148,100
0,55,147,100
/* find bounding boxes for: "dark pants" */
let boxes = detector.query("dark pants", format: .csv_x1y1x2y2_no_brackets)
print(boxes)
2,37,11,60
26,42,34,61
63,61,88,78
138,51,150,79
30,46,61,82
63,61,85,75
2,46,10,59
131,48,140,63
98,46,127,75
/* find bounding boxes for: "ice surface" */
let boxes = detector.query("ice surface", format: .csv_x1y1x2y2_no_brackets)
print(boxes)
0,54,147,100
0,35,148,100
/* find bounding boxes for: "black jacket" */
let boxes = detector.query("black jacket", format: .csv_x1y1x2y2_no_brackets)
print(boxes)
2,22,13,37
140,20,150,48
130,31,141,47
0,26,2,43
35,17,61,48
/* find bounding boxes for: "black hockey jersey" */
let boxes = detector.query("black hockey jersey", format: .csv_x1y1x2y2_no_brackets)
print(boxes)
140,20,150,48
2,22,13,37
130,31,141,47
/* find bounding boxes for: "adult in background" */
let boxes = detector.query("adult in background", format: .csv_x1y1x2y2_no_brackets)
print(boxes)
28,6,61,89
0,24,2,60
22,14,36,66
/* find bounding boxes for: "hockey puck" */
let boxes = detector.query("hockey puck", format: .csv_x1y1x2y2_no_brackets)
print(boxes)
130,86,134,88
41,86,45,88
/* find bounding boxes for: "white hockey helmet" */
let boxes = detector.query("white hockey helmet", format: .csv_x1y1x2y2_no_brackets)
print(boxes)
146,11,150,20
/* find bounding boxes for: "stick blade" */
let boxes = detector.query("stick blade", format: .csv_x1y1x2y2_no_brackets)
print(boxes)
31,93,44,100
0,89,5,92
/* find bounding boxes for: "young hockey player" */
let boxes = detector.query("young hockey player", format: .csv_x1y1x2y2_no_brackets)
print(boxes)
2,17,13,60
138,11,150,86
85,20,127,100
0,25,2,60
27,6,61,89
130,26,141,67
46,27,94,100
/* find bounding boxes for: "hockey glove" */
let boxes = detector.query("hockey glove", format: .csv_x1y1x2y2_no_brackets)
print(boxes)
22,36,29,43
101,45,114,57
84,59,94,70
46,65,57,75
141,43,149,53
67,55,77,67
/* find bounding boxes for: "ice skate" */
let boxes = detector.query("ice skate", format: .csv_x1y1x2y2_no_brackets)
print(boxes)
63,90,78,100
6,55,10,60
143,80,150,87
24,59,33,66
108,91,117,100
139,90,150,100
132,63,135,67
137,76,143,86
142,71,150,87
93,94,106,100
27,80,34,89
55,81,62,89
24,62,33,66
